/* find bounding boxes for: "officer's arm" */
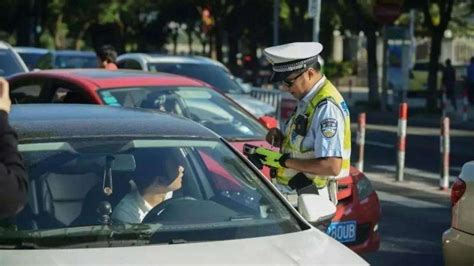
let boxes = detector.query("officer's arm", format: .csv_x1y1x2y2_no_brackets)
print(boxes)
284,157,342,176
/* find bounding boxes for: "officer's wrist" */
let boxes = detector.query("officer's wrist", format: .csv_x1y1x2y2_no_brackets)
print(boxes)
279,153,290,168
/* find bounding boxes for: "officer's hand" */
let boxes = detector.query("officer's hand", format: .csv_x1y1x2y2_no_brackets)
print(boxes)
255,147,289,169
0,78,11,114
265,127,283,147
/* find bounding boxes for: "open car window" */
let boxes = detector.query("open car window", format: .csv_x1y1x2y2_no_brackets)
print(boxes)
98,86,267,140
0,138,303,249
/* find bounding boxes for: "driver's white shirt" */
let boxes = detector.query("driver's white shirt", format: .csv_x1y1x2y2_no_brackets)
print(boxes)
112,187,172,223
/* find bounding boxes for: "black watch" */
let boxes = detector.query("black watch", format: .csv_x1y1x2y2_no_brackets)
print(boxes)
279,153,290,168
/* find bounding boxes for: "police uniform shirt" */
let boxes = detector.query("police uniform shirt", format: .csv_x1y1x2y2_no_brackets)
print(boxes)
287,76,345,159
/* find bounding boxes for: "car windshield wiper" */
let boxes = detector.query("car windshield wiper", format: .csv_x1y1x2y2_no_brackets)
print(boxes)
0,240,41,249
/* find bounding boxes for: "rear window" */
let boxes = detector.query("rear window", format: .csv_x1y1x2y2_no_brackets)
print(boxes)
55,55,97,68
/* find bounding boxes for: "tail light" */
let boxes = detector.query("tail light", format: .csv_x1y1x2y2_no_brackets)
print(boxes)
451,177,466,206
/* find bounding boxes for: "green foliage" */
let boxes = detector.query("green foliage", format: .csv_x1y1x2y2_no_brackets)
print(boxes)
324,61,354,79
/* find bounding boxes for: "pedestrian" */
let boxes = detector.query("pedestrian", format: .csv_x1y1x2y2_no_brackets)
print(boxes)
0,78,28,218
467,56,474,104
442,58,457,111
251,42,351,204
96,44,118,70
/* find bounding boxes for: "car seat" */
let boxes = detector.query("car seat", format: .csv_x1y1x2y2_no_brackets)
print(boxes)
39,171,99,227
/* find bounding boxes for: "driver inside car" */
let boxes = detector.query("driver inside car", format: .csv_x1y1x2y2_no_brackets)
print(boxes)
112,157,184,224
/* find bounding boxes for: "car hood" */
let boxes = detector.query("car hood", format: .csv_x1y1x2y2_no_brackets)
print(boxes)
226,93,276,118
0,229,367,265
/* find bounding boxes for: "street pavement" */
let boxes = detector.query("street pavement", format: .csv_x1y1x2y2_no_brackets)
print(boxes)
335,86,473,265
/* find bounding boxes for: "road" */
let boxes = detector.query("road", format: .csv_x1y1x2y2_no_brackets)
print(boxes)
350,122,474,265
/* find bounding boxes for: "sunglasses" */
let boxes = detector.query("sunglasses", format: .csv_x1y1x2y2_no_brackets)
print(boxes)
282,70,306,88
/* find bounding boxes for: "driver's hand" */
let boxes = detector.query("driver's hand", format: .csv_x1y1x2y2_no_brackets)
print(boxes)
265,127,283,147
0,78,11,114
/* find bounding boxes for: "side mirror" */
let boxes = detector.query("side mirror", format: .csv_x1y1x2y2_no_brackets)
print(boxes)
258,115,278,129
297,194,336,224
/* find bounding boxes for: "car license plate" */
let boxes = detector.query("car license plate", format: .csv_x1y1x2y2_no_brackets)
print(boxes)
326,221,357,243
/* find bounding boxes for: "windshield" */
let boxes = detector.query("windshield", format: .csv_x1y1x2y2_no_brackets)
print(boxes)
0,50,25,77
98,86,267,140
0,138,302,249
148,63,244,94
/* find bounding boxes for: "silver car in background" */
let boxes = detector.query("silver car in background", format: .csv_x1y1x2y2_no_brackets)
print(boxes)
117,53,276,118
0,41,29,77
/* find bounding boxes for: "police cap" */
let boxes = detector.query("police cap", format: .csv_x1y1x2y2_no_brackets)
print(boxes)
263,42,323,82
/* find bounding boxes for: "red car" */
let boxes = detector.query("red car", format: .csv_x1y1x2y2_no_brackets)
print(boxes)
8,69,380,253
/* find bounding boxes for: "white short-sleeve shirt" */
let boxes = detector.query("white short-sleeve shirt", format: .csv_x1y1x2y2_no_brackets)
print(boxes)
287,76,345,158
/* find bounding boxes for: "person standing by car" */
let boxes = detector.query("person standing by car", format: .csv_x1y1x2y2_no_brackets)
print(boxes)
112,156,184,224
442,58,457,111
96,44,118,70
0,78,28,218
251,42,351,205
467,56,474,105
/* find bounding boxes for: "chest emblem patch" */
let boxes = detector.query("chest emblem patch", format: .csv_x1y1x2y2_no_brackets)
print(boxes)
320,118,337,138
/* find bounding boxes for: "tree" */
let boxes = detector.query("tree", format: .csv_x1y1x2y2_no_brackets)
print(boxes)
422,0,454,111
342,0,381,106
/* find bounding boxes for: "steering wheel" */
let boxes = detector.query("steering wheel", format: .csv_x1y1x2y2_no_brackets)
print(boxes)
142,196,197,223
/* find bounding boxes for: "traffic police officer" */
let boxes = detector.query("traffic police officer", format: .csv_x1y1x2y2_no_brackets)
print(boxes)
254,42,351,204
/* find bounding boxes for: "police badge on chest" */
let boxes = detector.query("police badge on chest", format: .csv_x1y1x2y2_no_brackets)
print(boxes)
320,118,337,138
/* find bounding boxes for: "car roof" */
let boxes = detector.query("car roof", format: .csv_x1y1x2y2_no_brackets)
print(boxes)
10,104,218,141
8,69,209,89
14,47,49,54
49,50,96,56
119,53,227,68
0,41,13,50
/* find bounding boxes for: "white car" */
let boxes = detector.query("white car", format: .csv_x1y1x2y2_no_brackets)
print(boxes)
0,41,29,77
0,104,367,265
443,161,474,265
117,53,276,118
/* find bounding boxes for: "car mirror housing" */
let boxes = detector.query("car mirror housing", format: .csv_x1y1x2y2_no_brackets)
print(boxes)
258,116,278,129
297,194,336,224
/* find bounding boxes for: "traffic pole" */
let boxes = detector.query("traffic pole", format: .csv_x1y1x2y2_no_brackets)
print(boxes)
396,103,408,182
442,89,448,118
440,116,450,190
463,89,469,122
356,113,366,172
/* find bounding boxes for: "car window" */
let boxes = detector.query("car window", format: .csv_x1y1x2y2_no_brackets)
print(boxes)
55,55,97,68
0,138,302,248
50,82,92,104
0,50,25,77
35,54,54,69
118,59,143,70
148,63,244,94
98,86,268,139
17,52,47,71
10,79,50,104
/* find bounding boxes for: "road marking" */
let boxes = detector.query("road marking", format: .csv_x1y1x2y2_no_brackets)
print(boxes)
372,164,456,181
376,191,447,208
